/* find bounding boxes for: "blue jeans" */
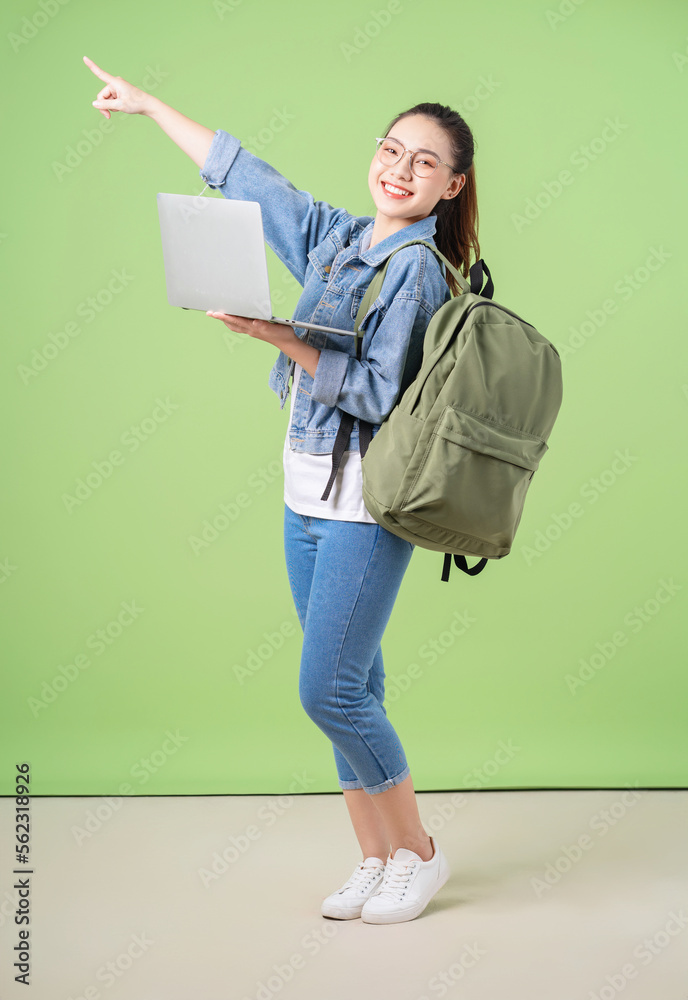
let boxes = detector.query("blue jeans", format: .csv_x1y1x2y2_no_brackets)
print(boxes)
283,502,415,795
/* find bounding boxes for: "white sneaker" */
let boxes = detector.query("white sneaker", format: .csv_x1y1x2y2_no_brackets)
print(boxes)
361,836,450,923
321,856,387,919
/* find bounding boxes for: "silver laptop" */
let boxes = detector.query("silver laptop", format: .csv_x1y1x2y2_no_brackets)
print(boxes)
156,193,356,336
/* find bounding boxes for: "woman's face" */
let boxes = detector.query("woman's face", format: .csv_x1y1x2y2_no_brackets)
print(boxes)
368,114,465,226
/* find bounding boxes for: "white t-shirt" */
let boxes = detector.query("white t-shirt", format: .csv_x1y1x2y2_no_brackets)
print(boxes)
283,362,377,522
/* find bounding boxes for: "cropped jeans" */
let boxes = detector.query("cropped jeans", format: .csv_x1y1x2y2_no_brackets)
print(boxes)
283,502,415,795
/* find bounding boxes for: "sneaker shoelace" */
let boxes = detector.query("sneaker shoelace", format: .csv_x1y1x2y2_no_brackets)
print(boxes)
339,861,385,895
373,857,419,901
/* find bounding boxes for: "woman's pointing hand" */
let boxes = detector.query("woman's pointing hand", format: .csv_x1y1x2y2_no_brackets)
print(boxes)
83,56,153,119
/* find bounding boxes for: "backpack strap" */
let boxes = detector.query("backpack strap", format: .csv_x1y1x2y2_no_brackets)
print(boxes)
321,240,488,581
442,553,489,581
352,239,471,357
320,314,373,501
321,239,472,504
320,409,355,500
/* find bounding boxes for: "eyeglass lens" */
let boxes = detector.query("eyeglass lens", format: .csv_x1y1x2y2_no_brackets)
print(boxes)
376,138,439,177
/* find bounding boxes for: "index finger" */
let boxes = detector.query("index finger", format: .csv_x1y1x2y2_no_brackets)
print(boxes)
82,56,115,83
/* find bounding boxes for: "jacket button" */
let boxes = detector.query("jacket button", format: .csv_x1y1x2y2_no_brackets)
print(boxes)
324,265,331,272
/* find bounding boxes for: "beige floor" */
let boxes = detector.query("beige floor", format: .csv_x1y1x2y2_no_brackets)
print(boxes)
0,789,686,999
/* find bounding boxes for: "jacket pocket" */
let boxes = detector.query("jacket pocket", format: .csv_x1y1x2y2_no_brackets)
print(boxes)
307,241,335,281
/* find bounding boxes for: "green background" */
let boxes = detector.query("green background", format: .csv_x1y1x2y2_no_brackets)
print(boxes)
1,0,686,795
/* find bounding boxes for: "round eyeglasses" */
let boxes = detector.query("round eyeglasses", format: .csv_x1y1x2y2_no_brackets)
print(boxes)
374,136,456,178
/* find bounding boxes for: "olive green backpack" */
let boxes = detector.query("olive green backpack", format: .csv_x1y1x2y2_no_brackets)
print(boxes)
320,240,564,582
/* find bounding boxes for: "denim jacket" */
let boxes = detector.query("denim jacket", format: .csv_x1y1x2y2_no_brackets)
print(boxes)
199,129,452,454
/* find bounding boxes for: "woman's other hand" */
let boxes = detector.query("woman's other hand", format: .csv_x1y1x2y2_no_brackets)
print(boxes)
205,313,321,378
205,313,294,348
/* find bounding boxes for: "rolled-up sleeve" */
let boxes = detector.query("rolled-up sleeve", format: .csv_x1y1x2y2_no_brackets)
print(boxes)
310,294,431,425
199,129,350,286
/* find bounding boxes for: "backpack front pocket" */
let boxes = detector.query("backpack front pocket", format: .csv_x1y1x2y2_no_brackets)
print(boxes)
400,404,548,549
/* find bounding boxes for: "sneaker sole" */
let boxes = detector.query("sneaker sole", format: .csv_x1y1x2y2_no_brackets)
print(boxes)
321,901,365,919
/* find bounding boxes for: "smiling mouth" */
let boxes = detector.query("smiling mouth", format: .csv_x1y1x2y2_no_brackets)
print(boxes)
381,180,412,197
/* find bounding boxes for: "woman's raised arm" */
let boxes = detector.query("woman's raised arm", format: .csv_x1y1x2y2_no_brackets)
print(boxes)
84,56,350,284
83,56,215,169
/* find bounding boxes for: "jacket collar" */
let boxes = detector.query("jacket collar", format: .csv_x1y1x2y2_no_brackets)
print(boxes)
357,214,438,266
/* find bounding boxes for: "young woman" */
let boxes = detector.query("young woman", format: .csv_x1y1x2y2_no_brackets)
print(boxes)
85,56,480,924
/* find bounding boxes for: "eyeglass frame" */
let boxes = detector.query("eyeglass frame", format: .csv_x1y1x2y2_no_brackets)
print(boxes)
374,136,458,177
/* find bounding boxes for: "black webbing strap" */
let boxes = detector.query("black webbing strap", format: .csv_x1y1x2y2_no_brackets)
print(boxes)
358,419,373,458
441,553,489,581
319,411,374,501
321,309,375,500
468,259,494,299
321,410,355,501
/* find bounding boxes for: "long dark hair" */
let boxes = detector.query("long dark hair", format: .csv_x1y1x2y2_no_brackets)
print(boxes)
381,102,480,298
